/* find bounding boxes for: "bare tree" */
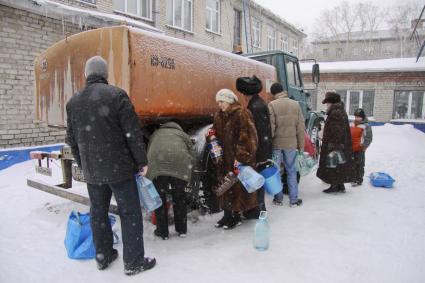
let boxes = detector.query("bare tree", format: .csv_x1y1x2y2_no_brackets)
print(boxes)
357,2,385,56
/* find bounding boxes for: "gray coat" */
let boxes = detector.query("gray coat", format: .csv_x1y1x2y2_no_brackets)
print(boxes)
146,122,195,183
66,75,148,184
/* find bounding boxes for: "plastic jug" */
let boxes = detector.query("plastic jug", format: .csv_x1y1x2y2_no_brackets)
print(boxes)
254,211,269,251
135,176,163,212
237,165,265,193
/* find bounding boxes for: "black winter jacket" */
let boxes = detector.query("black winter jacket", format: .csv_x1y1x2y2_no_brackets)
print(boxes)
66,75,148,184
247,94,273,163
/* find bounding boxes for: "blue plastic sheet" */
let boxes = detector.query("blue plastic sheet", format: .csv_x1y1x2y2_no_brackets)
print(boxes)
0,144,64,170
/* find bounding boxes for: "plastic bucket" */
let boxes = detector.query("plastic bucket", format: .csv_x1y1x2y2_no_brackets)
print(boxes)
259,163,282,195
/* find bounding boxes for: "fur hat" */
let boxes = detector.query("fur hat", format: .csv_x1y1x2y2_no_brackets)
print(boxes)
270,82,284,95
85,56,108,79
322,92,341,104
215,89,238,104
236,75,263,96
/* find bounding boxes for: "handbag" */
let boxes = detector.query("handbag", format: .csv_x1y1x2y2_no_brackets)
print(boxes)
64,211,118,260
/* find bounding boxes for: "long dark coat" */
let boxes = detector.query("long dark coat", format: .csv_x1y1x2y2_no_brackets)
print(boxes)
213,102,258,212
247,94,273,163
66,74,148,184
316,102,355,184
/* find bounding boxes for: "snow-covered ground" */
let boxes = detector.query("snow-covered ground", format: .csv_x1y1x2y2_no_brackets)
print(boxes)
1,124,424,283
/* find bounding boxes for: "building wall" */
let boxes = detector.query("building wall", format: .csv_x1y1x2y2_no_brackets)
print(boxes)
0,4,88,147
311,32,422,62
303,72,425,122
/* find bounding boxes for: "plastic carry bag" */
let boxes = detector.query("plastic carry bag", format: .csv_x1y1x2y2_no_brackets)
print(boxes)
64,211,116,260
296,152,317,176
369,172,395,188
135,175,163,212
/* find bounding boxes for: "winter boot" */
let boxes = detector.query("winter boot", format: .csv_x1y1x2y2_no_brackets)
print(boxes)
323,184,345,194
242,207,260,220
272,199,283,206
124,257,156,276
215,210,231,228
223,213,242,230
96,249,118,270
290,199,303,207
154,229,169,240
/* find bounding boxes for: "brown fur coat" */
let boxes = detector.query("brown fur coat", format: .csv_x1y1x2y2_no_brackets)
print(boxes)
213,102,258,212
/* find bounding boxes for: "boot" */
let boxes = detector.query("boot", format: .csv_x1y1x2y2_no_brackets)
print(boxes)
96,249,118,270
290,199,303,207
223,213,242,230
215,210,231,228
323,184,345,194
124,257,156,276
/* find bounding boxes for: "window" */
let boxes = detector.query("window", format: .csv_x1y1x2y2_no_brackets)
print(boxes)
285,57,301,87
382,46,392,56
80,0,96,4
337,90,375,117
336,48,343,58
393,91,425,120
323,48,329,57
280,33,288,51
353,48,359,56
166,0,193,32
291,38,298,56
252,18,261,48
113,0,152,20
267,26,276,50
233,9,241,47
206,0,220,33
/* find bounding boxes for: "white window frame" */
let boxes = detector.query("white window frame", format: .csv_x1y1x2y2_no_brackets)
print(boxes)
167,0,193,32
291,38,298,56
280,33,288,51
393,91,425,120
252,18,261,48
206,0,220,34
79,0,96,5
343,90,375,118
267,26,276,50
113,0,152,21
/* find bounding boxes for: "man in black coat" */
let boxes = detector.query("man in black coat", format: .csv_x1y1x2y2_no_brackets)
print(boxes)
237,76,273,215
66,56,155,276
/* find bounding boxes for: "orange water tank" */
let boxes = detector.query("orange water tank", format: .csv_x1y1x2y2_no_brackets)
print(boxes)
34,26,278,127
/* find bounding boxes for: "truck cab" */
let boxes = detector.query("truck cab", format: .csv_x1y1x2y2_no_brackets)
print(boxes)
244,51,321,134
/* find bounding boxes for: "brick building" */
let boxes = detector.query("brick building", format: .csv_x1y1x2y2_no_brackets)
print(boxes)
0,0,305,148
302,57,425,123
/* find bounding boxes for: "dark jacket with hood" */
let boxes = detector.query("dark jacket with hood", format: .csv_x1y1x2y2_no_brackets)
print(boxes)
66,74,148,184
247,94,273,163
316,102,355,184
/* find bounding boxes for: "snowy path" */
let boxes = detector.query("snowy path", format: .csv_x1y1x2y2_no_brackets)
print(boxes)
0,124,424,283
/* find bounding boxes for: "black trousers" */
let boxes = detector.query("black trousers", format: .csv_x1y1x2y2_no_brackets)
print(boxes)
87,178,144,270
153,176,187,237
352,151,365,183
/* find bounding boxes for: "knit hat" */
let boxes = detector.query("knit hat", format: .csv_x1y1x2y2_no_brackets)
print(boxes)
270,82,284,95
84,56,108,79
215,89,238,104
322,92,341,104
236,75,262,95
354,108,366,119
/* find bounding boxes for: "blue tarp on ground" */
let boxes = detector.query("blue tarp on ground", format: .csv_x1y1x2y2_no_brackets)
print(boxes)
0,144,64,171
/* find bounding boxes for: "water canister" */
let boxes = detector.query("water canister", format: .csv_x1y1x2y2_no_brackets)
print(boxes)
237,165,265,193
135,176,163,212
206,128,223,164
254,211,269,251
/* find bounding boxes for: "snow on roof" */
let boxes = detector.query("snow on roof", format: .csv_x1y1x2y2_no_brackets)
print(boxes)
300,57,425,73
0,0,162,33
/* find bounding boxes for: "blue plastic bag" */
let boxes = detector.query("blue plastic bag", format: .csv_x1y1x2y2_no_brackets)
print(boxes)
64,211,116,260
369,172,395,188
